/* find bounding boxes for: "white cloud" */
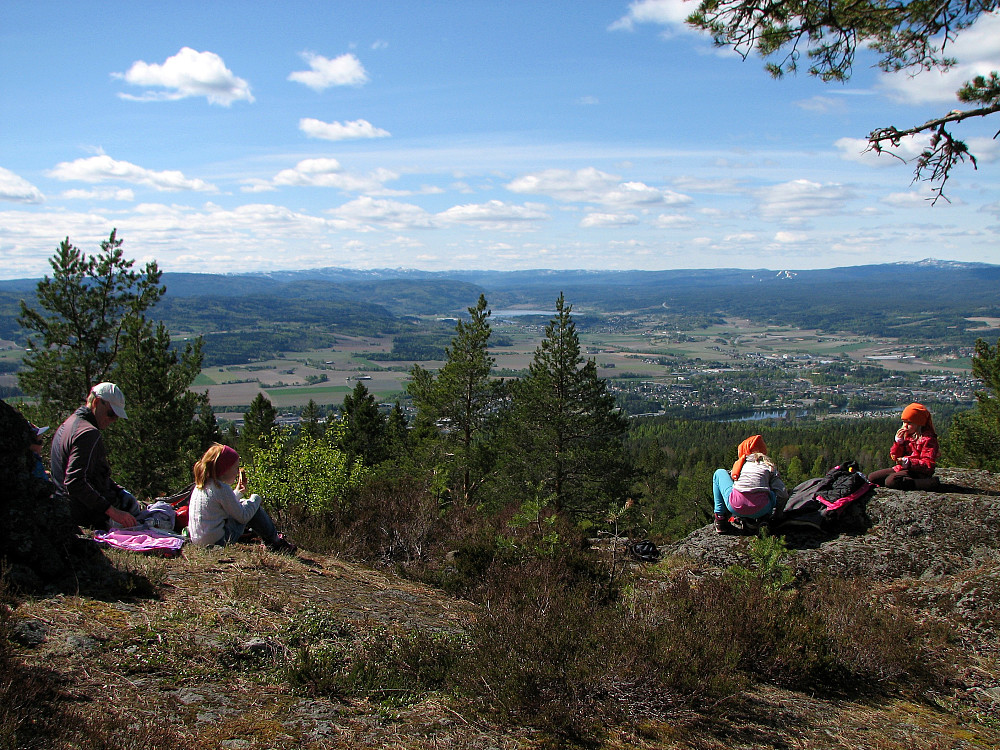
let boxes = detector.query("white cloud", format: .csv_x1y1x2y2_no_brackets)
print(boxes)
114,47,253,106
299,118,390,141
879,12,1000,104
0,167,44,203
269,158,398,193
606,181,690,206
328,196,437,230
48,155,216,192
507,167,621,201
774,231,808,243
609,0,691,32
507,167,691,207
836,131,1000,169
836,134,936,168
758,179,854,219
62,188,135,201
881,190,940,207
239,179,277,194
652,213,695,228
288,52,369,91
672,175,745,194
580,212,640,228
438,200,549,229
796,96,847,114
965,136,1000,163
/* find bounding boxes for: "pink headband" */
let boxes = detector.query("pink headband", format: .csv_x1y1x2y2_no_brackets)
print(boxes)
215,446,240,477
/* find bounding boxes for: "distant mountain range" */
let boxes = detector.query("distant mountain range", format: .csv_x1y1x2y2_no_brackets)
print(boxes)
2,260,998,346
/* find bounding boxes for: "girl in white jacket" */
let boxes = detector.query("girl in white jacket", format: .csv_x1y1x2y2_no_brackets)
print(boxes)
188,443,295,554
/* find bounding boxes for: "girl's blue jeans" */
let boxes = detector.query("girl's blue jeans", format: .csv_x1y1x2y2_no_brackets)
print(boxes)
712,468,776,519
221,505,279,545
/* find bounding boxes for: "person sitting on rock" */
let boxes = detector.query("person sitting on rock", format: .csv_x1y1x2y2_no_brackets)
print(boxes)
50,382,143,530
868,402,940,491
188,443,295,554
712,434,788,534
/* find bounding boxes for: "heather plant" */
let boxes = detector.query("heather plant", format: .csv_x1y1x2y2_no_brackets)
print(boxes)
286,620,466,707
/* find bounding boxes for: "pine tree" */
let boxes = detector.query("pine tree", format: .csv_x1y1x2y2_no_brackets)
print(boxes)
17,230,164,418
687,0,1000,199
505,293,632,520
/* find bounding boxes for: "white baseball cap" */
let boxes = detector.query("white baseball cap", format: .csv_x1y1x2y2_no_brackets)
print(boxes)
91,382,128,419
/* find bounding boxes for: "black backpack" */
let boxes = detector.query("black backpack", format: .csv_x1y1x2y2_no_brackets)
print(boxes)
775,462,875,531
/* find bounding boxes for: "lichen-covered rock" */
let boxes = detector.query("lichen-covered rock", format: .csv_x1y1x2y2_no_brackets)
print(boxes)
664,468,1000,581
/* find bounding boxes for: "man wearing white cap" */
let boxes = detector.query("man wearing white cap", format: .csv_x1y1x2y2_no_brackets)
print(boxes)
51,382,142,530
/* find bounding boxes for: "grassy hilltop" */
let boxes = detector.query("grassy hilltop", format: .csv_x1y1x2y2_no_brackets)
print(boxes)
4,467,1000,749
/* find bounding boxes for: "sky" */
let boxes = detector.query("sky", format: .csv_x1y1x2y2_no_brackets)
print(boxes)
2,1,999,280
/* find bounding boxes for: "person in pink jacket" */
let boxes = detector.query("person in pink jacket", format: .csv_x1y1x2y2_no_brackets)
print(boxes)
869,403,940,491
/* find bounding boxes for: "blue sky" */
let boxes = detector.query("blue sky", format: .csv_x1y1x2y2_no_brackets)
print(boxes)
2,1,998,279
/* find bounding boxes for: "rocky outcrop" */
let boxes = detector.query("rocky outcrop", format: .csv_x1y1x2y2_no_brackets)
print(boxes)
666,466,1000,724
667,468,1000,580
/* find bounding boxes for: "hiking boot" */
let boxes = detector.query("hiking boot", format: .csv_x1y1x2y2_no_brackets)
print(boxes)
714,513,736,535
267,534,297,555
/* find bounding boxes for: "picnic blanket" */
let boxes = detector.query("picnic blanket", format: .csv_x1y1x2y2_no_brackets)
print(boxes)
93,527,186,557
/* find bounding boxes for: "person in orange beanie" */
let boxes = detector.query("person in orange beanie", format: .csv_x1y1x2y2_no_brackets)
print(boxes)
868,403,940,491
712,434,788,534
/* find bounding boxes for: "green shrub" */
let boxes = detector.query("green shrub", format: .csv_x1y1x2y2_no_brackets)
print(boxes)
245,431,370,513
726,532,795,591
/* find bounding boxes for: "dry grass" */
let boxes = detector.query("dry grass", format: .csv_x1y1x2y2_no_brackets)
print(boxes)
2,515,998,749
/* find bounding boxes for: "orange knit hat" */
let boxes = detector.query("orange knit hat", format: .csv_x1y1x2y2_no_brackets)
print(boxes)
901,402,934,433
731,434,768,479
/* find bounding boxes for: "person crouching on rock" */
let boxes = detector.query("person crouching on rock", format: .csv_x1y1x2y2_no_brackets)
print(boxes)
188,443,296,554
712,434,788,534
868,403,940,491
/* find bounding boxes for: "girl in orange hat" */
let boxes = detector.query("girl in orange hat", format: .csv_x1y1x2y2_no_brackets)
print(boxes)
868,403,940,490
712,434,788,534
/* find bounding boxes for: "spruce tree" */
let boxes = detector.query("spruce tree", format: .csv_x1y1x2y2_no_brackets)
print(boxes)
505,293,631,520
300,399,324,441
241,393,278,456
104,315,206,497
339,382,388,466
407,294,501,502
194,401,223,452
